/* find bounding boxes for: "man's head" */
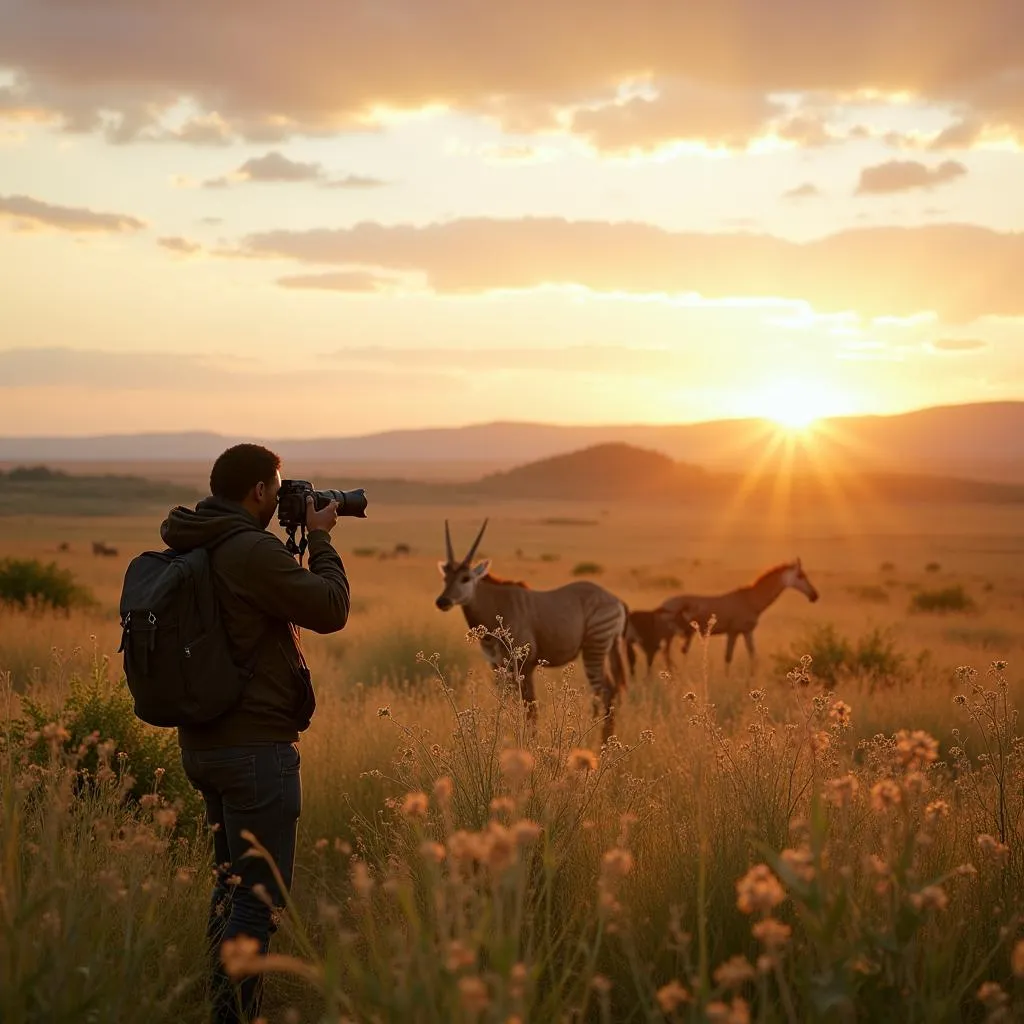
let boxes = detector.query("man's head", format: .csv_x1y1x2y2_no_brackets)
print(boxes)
210,444,282,528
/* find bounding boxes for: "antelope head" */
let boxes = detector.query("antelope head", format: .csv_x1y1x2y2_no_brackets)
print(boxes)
782,557,820,603
435,519,491,611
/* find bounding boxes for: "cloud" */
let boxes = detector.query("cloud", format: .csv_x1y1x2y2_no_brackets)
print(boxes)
318,344,730,376
277,271,400,292
783,182,821,200
157,236,202,255
3,3,1023,145
321,174,389,189
569,81,784,153
929,337,989,352
855,160,967,195
232,217,1024,322
0,346,459,394
200,150,387,189
0,193,145,233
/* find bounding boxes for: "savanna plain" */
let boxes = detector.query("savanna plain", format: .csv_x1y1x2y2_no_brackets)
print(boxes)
2,490,1024,1023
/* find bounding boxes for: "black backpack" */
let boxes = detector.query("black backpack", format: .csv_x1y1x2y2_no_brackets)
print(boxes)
117,544,250,728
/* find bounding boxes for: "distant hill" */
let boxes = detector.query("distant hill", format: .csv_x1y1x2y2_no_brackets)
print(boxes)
0,402,1022,483
477,443,710,500
0,466,202,517
471,443,1024,505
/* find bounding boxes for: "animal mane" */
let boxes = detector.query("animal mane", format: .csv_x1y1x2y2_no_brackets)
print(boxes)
751,562,794,588
481,573,530,589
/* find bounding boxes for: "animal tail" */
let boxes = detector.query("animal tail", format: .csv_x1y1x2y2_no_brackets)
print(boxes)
611,601,630,693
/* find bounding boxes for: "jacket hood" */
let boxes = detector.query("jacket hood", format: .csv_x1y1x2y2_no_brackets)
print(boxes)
160,496,263,552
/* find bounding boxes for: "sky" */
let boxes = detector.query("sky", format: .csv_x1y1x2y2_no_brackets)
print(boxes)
1,1,1023,438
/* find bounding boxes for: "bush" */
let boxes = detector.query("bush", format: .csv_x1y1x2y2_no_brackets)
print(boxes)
924,561,942,573
571,561,603,576
774,622,907,687
339,622,471,686
0,558,94,613
910,585,976,614
847,584,890,604
539,552,560,562
16,656,200,815
352,546,379,558
879,561,896,572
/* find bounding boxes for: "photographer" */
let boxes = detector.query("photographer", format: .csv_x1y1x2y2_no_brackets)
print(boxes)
160,443,350,1024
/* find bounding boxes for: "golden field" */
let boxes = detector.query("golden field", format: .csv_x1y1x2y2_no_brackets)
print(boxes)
2,495,1023,1023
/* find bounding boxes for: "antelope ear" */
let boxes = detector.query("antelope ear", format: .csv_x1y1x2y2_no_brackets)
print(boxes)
437,561,450,577
471,559,491,578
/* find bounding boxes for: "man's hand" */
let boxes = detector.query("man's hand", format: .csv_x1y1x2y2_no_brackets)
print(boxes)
306,496,338,534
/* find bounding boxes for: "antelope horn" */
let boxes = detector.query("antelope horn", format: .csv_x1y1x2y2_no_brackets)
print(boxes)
444,519,455,566
464,517,489,564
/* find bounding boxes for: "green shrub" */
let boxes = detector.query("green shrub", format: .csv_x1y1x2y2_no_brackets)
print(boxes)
910,585,976,614
352,546,379,557
17,658,200,816
571,561,603,576
774,622,907,687
0,558,94,613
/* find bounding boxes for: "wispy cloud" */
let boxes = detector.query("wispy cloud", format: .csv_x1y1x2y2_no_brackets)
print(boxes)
233,218,1022,321
855,160,967,195
157,236,202,255
0,193,146,233
928,337,988,353
202,150,387,189
782,182,821,200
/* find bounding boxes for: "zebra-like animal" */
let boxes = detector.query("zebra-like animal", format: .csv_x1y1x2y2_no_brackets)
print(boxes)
435,519,629,741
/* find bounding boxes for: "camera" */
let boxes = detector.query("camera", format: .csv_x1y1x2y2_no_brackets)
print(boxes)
277,479,368,530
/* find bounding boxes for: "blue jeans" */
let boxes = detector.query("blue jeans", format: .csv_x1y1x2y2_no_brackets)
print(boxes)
181,743,302,1024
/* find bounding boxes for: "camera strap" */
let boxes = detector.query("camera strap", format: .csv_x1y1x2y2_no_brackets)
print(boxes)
284,524,309,565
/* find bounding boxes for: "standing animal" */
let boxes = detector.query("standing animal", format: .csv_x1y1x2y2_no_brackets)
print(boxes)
624,609,678,677
435,519,628,741
659,559,820,668
92,541,118,557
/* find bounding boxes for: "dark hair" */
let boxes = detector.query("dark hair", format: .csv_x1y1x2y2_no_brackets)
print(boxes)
210,444,281,502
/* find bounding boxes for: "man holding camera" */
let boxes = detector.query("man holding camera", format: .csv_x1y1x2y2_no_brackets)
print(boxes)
160,443,350,1024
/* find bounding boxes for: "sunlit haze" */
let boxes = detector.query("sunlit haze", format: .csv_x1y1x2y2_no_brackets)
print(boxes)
1,4,1023,437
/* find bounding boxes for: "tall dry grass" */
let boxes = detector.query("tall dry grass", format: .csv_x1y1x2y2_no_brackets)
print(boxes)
2,503,1023,1021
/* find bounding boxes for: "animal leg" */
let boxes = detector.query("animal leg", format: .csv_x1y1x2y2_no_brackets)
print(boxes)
724,633,737,669
681,628,694,655
520,665,539,731
743,631,757,666
625,638,637,678
583,644,617,741
643,643,657,675
662,637,675,675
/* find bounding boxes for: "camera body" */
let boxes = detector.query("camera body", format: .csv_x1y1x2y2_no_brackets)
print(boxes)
277,479,368,530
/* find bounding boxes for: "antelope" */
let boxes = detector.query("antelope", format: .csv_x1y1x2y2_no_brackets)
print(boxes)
92,541,118,557
624,609,678,678
435,519,629,741
659,559,820,668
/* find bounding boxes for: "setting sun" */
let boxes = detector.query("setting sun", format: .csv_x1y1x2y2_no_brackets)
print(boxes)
745,378,853,432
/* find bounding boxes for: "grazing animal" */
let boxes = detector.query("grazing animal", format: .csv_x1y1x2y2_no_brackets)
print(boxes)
92,541,118,557
624,609,678,677
660,559,820,668
393,543,412,556
57,542,70,552
435,519,628,741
